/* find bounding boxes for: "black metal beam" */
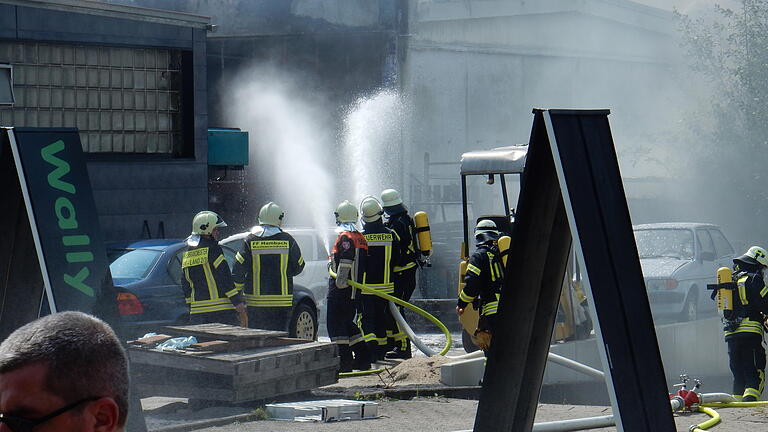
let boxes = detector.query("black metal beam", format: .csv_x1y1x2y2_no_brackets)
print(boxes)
474,110,674,432
474,112,572,430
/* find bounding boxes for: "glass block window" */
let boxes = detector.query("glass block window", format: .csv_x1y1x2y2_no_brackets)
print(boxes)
0,41,183,154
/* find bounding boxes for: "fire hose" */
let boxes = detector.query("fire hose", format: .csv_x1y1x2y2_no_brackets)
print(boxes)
328,268,452,377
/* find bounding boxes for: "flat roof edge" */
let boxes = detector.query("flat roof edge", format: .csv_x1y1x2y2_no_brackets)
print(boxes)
1,0,211,29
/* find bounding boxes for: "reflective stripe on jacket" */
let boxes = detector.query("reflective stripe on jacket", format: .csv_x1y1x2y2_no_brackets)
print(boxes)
181,236,241,315
457,244,504,317
232,229,304,308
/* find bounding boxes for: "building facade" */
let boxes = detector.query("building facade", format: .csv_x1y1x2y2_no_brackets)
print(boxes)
0,0,210,240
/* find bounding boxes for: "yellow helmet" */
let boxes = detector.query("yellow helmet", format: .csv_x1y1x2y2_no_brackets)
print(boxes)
335,200,358,224
258,202,284,227
192,211,227,235
380,188,402,207
736,246,768,267
361,197,383,223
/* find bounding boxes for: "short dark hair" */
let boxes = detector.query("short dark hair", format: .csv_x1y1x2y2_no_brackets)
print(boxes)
0,311,129,426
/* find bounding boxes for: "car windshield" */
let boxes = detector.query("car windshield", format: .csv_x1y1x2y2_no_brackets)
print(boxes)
109,249,162,279
634,229,694,260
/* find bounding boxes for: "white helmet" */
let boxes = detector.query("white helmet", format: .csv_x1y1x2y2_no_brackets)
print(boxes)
335,200,358,224
192,211,227,235
381,189,402,207
361,197,384,223
475,219,499,235
736,246,768,267
258,202,284,227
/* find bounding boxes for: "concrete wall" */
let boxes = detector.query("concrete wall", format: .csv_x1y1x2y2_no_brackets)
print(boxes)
0,1,209,241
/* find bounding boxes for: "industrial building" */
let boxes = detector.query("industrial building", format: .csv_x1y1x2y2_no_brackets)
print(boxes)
0,0,210,241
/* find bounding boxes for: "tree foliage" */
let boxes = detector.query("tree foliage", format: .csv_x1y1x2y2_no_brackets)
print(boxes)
677,1,768,227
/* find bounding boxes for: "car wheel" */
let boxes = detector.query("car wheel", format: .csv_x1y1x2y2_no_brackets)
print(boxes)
681,292,698,322
289,302,317,340
462,329,480,353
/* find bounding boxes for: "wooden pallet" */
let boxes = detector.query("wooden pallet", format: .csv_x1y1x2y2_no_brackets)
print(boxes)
129,324,339,402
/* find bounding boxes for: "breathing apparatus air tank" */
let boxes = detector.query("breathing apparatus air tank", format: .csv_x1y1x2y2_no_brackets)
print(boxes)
414,211,432,266
715,266,734,313
498,235,511,267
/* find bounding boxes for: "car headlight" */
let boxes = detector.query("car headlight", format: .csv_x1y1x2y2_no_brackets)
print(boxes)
645,279,679,290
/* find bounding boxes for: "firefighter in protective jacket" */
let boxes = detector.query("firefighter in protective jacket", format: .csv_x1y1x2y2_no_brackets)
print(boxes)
722,246,768,401
456,219,504,351
381,188,419,359
327,200,372,372
181,211,246,325
360,197,404,360
232,202,304,331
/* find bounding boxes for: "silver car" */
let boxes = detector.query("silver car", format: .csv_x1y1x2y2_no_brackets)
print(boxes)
634,223,735,322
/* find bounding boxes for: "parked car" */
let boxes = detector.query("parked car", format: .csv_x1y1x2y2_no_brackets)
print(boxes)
107,235,323,339
633,223,735,322
219,227,336,339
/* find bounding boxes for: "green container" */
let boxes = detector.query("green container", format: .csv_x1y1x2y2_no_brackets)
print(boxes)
207,128,249,166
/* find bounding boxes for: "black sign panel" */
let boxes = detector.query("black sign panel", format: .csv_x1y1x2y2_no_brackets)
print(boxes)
475,110,674,432
1,127,118,336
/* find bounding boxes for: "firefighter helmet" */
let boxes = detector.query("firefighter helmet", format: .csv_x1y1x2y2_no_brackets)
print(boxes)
335,200,358,224
475,219,498,235
258,202,285,227
381,189,403,207
192,211,227,235
361,197,384,223
736,246,768,267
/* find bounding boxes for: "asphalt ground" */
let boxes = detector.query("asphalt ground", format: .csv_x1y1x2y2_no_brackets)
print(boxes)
144,396,768,432
139,333,768,431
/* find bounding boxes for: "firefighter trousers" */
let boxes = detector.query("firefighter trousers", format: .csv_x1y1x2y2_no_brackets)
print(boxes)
188,309,238,326
360,294,398,359
326,293,370,365
727,334,766,399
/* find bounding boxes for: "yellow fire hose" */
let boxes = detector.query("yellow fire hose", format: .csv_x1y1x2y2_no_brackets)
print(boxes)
689,406,720,432
702,400,768,408
328,269,452,377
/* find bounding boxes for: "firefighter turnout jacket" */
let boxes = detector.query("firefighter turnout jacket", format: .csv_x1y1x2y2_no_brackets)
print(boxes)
385,209,419,273
457,242,504,317
181,236,243,315
724,269,768,340
232,228,305,308
362,221,401,295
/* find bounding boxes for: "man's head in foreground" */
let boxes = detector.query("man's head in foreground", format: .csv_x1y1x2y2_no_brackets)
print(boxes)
0,311,128,432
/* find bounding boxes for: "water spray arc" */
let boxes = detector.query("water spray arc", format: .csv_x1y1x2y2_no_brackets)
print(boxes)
342,89,408,203
224,65,335,243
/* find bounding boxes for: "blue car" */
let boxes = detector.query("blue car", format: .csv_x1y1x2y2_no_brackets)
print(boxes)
108,239,319,339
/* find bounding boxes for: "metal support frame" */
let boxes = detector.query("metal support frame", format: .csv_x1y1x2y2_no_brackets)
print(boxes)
474,109,674,432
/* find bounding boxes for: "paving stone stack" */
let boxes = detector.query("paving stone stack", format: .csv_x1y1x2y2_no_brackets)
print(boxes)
128,323,339,403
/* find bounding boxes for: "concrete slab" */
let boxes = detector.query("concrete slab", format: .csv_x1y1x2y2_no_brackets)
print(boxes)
440,357,485,386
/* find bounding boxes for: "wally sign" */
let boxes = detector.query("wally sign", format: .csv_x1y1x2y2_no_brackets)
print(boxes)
5,128,117,320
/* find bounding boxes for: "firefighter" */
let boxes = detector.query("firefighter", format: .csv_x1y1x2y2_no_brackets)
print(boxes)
723,246,768,401
181,211,246,325
381,188,419,359
360,197,404,360
327,200,372,372
232,202,304,331
456,219,504,352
